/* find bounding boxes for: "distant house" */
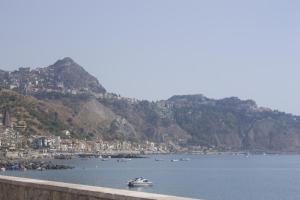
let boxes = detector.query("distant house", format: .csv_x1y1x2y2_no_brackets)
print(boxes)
62,130,71,137
32,137,45,149
57,82,64,88
9,84,17,90
32,137,52,149
14,120,27,131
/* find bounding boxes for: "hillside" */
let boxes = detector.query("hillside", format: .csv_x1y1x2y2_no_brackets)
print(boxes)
39,93,138,141
166,95,300,152
0,90,141,142
98,97,191,144
2,58,300,152
0,89,67,137
98,94,300,152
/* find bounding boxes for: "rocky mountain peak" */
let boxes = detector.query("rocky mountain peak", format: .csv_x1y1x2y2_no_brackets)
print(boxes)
51,57,82,71
47,57,106,93
0,57,106,95
53,57,76,67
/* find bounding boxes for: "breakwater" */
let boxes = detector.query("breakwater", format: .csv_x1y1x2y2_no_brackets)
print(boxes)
0,160,73,171
0,175,198,200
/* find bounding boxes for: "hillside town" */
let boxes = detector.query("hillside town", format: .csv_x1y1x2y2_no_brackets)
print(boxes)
0,108,189,160
0,65,141,105
0,63,192,160
0,66,92,95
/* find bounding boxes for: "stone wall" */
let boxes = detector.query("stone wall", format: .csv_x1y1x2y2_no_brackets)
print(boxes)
0,175,198,200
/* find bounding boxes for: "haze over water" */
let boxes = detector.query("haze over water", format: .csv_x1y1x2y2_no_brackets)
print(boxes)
2,154,300,200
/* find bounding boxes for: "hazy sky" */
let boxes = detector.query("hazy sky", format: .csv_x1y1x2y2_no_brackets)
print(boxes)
1,0,300,114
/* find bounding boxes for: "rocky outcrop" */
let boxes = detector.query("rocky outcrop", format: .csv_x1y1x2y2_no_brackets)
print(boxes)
98,98,191,144
48,57,106,93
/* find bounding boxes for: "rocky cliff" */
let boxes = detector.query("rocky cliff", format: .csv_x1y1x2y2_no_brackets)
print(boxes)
166,95,300,152
47,57,106,93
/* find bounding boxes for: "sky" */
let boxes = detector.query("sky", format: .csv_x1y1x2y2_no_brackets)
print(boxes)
1,0,300,114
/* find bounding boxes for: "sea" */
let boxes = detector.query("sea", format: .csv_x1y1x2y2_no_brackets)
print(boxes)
2,154,300,200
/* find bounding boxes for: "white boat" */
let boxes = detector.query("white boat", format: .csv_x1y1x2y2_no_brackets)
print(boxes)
180,158,190,161
0,167,5,172
171,159,179,162
128,177,153,187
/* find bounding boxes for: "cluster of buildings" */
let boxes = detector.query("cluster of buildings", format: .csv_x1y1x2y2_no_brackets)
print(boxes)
0,129,173,157
0,67,141,105
0,67,92,96
0,108,174,157
0,109,26,152
30,137,171,154
95,92,139,104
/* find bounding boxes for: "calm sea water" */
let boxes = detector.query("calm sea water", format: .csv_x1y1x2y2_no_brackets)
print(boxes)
2,154,300,200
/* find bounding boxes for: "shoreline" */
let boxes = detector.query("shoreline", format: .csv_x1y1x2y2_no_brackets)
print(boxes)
1,150,300,171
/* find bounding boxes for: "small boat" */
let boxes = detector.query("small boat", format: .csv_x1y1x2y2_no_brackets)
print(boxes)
155,158,164,161
128,177,153,187
171,159,179,162
180,158,190,161
0,167,5,172
36,167,45,171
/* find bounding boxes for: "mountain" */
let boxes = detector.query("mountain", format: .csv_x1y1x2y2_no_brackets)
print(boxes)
2,58,300,152
0,57,106,96
47,57,106,93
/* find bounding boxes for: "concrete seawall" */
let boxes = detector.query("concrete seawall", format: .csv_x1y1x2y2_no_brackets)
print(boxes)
0,175,199,200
